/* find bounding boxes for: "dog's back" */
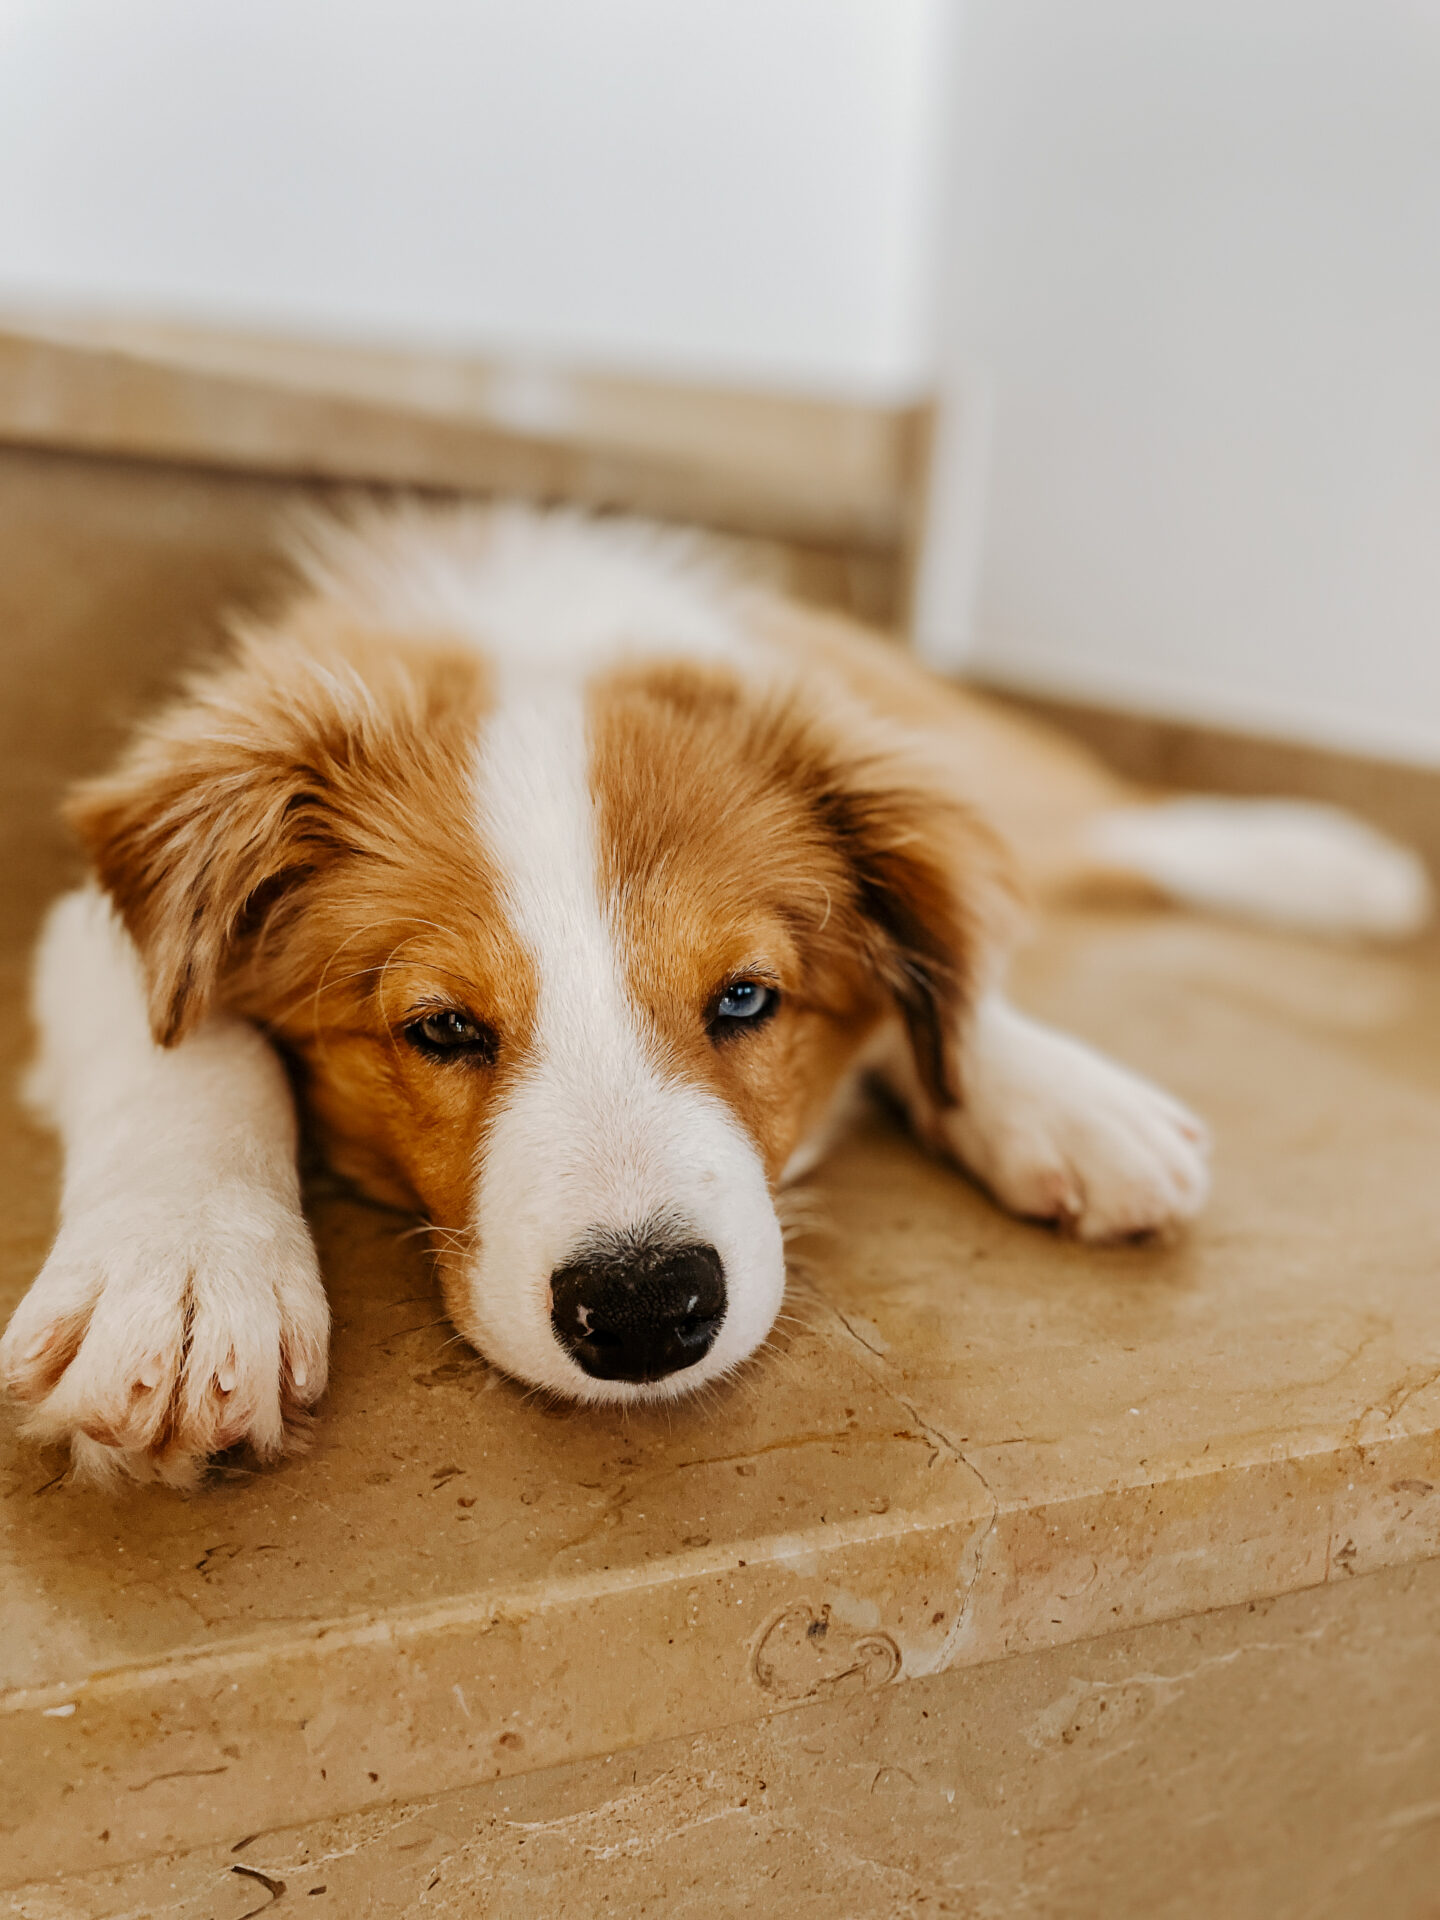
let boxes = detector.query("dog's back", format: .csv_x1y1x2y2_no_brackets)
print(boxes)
289,500,1435,942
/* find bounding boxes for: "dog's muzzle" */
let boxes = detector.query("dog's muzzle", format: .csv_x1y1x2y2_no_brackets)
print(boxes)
549,1233,726,1384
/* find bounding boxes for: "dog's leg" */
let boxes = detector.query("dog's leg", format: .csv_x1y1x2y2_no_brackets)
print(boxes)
0,887,328,1486
885,993,1211,1242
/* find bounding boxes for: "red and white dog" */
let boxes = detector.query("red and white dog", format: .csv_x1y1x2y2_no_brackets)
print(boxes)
1,504,1428,1485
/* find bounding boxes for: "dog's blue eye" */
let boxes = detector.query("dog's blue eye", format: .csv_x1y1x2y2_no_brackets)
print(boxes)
709,980,778,1039
717,983,768,1019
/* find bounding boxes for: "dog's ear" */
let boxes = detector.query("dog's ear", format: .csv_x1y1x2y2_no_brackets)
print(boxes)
652,663,1027,1111
67,632,483,1046
800,726,1025,1111
68,647,353,1046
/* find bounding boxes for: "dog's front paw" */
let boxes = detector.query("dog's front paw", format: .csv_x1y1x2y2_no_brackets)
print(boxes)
947,1003,1211,1242
0,1182,329,1488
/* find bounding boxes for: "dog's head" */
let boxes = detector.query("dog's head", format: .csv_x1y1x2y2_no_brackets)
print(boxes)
72,605,1012,1403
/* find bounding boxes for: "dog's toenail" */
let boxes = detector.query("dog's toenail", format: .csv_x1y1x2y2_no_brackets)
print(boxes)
137,1359,162,1389
292,1364,308,1389
217,1364,237,1393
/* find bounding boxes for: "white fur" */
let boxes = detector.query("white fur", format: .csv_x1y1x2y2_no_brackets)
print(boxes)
462,675,786,1401
937,995,1211,1242
1087,798,1433,939
0,889,328,1486
286,499,752,673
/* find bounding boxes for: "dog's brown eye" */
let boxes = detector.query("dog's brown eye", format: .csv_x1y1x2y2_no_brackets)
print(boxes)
404,1009,498,1065
707,980,779,1041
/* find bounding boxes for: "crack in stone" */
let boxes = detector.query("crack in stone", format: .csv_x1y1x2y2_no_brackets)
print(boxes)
1354,1357,1440,1437
889,1394,1003,1678
230,1863,285,1914
126,1763,230,1793
830,1307,885,1359
820,1296,1005,1680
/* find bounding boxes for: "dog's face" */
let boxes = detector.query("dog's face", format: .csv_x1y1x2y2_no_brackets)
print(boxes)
73,618,1002,1403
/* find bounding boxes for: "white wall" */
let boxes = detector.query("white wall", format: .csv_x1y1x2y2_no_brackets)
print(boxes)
5,0,1436,763
0,0,946,399
918,0,1440,766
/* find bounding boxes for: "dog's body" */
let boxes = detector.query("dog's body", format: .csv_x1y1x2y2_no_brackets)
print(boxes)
2,504,1429,1485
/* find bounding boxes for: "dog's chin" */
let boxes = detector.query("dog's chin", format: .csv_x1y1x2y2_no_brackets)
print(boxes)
448,1260,787,1411
522,1354,749,1410
451,1331,768,1409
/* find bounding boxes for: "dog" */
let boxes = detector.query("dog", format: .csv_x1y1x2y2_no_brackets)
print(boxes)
1,502,1429,1486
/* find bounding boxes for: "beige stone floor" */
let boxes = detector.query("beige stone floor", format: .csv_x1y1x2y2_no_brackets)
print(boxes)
15,1560,1440,1920
3,445,1440,1914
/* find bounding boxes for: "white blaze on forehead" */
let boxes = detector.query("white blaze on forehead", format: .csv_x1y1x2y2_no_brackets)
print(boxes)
474,678,619,1071
462,671,785,1401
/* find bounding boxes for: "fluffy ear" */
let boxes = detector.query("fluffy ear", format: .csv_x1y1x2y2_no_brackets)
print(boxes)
67,630,484,1046
67,652,345,1045
802,727,1025,1110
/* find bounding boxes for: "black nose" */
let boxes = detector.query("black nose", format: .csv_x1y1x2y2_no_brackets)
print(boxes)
550,1238,726,1384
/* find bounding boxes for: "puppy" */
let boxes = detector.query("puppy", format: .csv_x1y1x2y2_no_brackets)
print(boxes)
1,504,1429,1486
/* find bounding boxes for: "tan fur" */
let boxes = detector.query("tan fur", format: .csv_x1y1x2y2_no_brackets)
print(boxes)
68,611,534,1233
72,605,1023,1228
752,595,1144,899
59,554,1175,1265
590,659,1020,1178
